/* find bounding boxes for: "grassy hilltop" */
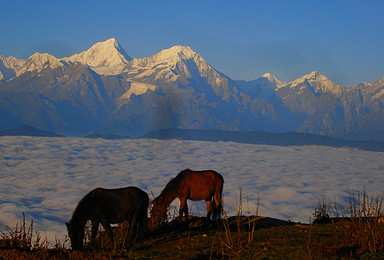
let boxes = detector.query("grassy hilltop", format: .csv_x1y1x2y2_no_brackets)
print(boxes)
1,190,384,259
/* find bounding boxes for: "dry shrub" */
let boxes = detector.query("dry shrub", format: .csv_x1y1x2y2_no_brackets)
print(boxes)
221,186,259,256
0,213,50,250
334,188,384,256
312,196,331,224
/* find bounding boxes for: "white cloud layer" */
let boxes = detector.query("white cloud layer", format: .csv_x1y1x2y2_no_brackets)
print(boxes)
0,136,383,245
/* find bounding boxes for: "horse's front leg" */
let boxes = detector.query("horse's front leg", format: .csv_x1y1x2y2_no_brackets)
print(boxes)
179,199,188,225
90,221,99,246
100,219,114,245
127,215,137,243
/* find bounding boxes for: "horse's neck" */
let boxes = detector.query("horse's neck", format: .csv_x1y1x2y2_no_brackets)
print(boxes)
71,202,89,226
161,191,178,207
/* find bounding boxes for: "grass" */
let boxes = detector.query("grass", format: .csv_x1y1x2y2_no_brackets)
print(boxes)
1,189,384,259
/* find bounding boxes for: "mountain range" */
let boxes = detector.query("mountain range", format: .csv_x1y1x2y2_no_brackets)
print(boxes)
1,38,383,140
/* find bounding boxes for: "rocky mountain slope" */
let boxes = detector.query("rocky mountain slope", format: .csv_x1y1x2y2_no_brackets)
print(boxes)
0,39,383,140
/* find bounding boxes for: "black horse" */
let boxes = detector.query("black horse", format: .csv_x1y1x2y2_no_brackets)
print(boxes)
66,186,149,250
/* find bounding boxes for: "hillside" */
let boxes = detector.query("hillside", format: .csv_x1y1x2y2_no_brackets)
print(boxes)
1,215,382,259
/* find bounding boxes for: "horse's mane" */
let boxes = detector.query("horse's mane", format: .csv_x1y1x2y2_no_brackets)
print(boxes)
70,188,100,223
159,177,178,197
159,169,192,197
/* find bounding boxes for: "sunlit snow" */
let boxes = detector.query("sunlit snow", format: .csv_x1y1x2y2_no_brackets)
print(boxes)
120,81,157,99
0,136,383,245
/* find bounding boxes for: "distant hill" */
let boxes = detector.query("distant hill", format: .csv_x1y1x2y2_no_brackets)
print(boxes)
0,125,64,137
83,133,131,139
141,128,384,152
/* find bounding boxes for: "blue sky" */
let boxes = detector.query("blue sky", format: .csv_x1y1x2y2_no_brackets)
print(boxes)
0,0,383,86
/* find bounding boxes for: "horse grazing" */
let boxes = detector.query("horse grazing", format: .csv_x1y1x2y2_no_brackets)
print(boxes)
152,169,224,225
66,186,149,250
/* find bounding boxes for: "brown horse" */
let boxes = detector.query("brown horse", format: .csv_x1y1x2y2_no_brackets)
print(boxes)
66,186,149,250
152,169,224,225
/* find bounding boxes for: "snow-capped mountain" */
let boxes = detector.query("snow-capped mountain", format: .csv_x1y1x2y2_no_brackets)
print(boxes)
63,38,132,75
122,45,237,102
125,45,205,81
112,45,245,136
350,76,384,101
284,71,344,96
0,40,245,136
262,73,285,88
0,39,383,140
235,72,285,99
0,38,132,82
0,55,25,81
17,52,65,76
65,38,132,67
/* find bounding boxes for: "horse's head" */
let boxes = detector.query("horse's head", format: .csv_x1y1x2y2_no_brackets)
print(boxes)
150,196,168,226
66,221,84,250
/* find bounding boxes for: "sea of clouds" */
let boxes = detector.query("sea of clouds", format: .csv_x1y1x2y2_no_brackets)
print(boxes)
0,136,383,245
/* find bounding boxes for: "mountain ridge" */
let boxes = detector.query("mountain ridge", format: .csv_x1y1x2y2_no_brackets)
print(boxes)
141,128,384,152
0,39,383,140
0,125,64,137
1,125,382,152
0,39,378,90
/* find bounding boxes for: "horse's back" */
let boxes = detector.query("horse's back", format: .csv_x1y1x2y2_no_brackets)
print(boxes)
178,169,223,200
180,169,223,185
95,186,148,198
106,186,149,208
90,186,149,222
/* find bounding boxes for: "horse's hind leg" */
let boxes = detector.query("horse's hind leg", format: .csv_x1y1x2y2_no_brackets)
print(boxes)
128,215,139,244
205,198,213,221
213,195,222,220
136,206,147,241
137,217,145,241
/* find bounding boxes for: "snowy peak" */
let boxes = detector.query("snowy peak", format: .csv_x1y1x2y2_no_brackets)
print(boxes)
124,45,235,100
130,45,199,68
372,76,384,87
154,45,197,62
65,38,132,68
290,71,330,86
287,71,344,95
371,77,384,100
355,76,384,100
126,45,208,81
18,52,64,76
1,38,134,80
0,55,25,81
261,73,285,88
0,55,24,70
27,52,61,66
290,71,321,85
